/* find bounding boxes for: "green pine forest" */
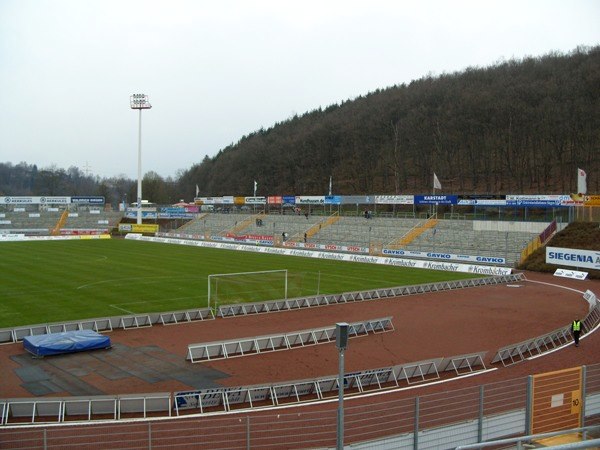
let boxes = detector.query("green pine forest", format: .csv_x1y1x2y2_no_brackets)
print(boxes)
1,46,599,205
180,46,599,197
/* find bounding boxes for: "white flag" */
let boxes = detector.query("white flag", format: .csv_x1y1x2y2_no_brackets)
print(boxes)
195,184,199,197
253,180,257,196
577,168,587,194
433,173,442,190
328,175,332,196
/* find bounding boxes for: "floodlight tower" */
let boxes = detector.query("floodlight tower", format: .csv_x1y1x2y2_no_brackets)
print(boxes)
130,94,152,225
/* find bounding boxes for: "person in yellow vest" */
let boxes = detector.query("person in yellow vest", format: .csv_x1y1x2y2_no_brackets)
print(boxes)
571,319,582,347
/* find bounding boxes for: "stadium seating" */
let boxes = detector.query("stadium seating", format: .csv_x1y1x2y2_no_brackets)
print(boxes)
0,210,123,235
170,212,543,267
0,206,543,267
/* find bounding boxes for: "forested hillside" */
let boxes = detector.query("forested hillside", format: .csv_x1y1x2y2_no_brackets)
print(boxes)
181,46,599,197
1,47,599,204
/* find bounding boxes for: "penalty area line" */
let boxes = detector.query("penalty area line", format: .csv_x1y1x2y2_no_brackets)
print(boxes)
109,304,135,314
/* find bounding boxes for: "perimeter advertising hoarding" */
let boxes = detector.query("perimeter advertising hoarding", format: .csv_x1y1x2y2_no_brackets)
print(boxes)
546,246,600,270
506,195,572,207
118,223,160,234
457,195,507,206
375,195,413,205
194,197,219,205
457,199,508,206
296,196,325,205
71,196,105,205
193,196,234,205
340,195,372,204
282,195,296,205
585,195,600,206
324,195,342,205
244,197,266,204
414,195,458,205
382,248,506,265
130,234,513,277
1,196,70,204
268,196,283,205
160,207,185,214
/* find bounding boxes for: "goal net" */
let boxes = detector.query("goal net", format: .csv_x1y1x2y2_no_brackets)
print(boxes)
208,269,288,310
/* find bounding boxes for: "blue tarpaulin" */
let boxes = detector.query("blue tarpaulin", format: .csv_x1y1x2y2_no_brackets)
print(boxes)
23,330,111,357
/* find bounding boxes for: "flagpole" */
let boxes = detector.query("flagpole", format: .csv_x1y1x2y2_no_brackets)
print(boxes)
432,173,435,218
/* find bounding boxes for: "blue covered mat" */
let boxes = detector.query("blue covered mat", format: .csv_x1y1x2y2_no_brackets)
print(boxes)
23,330,111,357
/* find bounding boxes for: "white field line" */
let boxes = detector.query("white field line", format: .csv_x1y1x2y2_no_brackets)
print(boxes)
109,304,137,314
525,279,586,295
77,275,187,290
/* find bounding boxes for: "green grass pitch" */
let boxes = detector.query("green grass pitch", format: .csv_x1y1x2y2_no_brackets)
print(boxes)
0,239,476,328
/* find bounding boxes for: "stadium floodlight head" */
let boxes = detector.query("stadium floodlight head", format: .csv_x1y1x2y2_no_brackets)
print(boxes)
130,94,152,225
130,94,152,109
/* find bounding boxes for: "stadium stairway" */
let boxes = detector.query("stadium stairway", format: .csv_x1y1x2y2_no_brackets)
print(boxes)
51,210,69,236
222,212,267,236
387,216,439,249
298,212,341,242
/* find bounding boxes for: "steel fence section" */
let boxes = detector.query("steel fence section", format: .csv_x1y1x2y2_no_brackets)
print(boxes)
585,364,600,426
586,364,600,394
482,376,527,440
418,384,481,431
152,416,249,449
0,428,46,449
248,410,337,449
343,396,415,445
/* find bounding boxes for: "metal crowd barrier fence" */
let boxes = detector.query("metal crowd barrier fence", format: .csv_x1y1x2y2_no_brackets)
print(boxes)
0,393,172,425
173,350,488,415
218,273,526,318
0,308,214,345
186,317,394,362
492,294,600,366
0,349,487,425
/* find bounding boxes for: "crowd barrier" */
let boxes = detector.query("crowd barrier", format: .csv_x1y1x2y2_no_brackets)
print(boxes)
0,308,214,345
0,350,486,424
175,350,487,414
186,317,394,362
218,273,525,317
492,293,600,366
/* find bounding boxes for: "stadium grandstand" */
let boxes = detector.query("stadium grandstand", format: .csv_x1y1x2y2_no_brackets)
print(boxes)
1,192,594,268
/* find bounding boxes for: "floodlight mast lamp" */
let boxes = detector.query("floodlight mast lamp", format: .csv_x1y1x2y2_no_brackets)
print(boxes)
130,94,152,225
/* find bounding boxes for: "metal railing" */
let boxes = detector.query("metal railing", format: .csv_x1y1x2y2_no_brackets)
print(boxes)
455,425,600,449
1,364,599,449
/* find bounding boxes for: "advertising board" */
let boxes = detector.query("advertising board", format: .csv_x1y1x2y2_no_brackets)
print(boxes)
546,246,600,270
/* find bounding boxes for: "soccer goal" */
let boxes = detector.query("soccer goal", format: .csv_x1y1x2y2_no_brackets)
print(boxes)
207,269,288,310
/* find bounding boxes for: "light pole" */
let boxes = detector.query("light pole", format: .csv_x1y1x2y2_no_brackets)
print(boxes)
130,94,152,225
336,322,349,450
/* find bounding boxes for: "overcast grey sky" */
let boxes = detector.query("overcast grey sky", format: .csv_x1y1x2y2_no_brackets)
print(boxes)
0,0,598,180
